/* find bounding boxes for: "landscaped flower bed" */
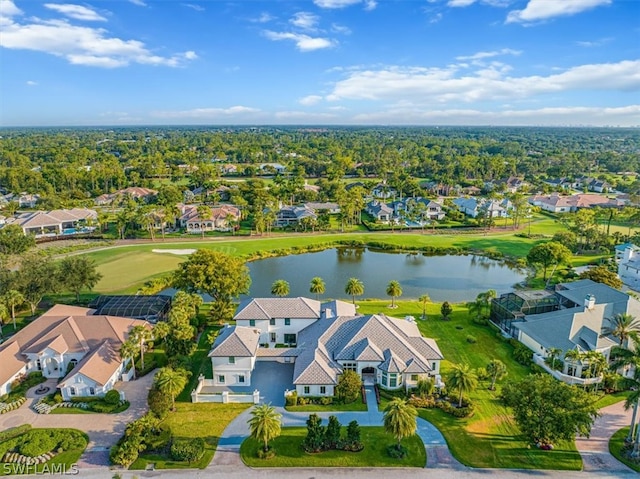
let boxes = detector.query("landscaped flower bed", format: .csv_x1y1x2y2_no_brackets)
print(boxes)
0,397,26,414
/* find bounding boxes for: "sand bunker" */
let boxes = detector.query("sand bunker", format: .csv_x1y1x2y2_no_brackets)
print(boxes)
152,249,197,255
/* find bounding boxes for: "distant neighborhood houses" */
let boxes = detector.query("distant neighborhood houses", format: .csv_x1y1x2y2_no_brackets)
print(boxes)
178,203,241,233
617,243,640,290
0,304,150,400
94,187,157,206
528,193,624,213
5,208,98,237
452,197,512,219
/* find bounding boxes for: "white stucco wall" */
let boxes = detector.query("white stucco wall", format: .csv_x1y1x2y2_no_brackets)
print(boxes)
236,317,317,344
296,384,334,397
211,356,254,386
0,365,28,396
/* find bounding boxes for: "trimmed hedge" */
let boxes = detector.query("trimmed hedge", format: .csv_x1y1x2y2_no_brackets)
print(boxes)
0,425,31,443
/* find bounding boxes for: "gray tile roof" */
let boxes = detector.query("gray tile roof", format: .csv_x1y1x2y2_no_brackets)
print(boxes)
234,297,322,321
379,350,405,373
208,326,260,357
556,279,633,317
293,313,443,385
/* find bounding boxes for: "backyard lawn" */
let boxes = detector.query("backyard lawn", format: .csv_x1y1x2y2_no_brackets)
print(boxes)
240,426,426,468
609,427,640,473
358,300,583,470
130,402,249,470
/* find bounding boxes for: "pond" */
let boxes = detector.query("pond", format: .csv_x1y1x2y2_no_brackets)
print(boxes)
247,248,527,302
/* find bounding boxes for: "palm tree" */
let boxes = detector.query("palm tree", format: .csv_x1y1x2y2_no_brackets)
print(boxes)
309,277,325,301
119,340,139,380
447,363,478,407
196,204,211,239
383,398,418,451
564,348,583,382
547,347,563,371
3,290,24,330
130,325,152,371
154,367,189,411
609,346,640,444
345,277,364,306
602,313,640,347
418,294,431,320
486,359,507,391
247,403,282,453
271,279,290,297
584,351,608,393
386,280,402,308
0,303,8,338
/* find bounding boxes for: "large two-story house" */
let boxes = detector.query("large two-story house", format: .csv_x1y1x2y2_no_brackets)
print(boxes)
208,297,444,397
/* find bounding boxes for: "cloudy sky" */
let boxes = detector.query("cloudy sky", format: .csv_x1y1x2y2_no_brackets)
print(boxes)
1,0,638,126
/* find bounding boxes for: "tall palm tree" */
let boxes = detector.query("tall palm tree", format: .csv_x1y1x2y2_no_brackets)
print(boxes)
584,351,608,393
486,359,507,391
3,290,24,330
196,204,212,239
564,348,583,382
383,398,418,451
154,367,189,411
271,279,290,297
547,347,563,371
309,277,325,301
609,346,640,444
447,363,478,407
130,325,152,371
602,313,640,347
418,294,431,320
119,340,138,380
345,277,364,306
386,280,402,308
247,403,282,453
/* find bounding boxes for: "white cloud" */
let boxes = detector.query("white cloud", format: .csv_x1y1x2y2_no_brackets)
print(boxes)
456,48,521,61
128,0,146,6
299,95,323,105
263,31,335,51
507,0,611,24
0,3,197,68
325,60,640,104
249,12,274,23
290,12,318,31
152,106,260,119
575,37,612,48
331,23,352,34
350,105,640,126
429,13,443,23
313,0,375,10
44,4,106,22
26,80,37,86
448,0,476,6
182,3,205,12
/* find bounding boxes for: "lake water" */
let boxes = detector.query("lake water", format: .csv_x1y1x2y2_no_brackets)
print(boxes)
247,248,527,302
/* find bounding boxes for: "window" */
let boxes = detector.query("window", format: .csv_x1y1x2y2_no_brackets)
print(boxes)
238,375,245,383
389,374,397,388
411,375,418,381
36,360,42,371
270,318,275,326
303,386,310,395
382,371,388,386
229,356,235,364
284,318,290,326
432,362,437,371
70,387,76,396
342,362,357,372
249,320,255,327
320,386,326,394
218,375,225,384
270,333,276,343
284,333,296,344
89,387,95,395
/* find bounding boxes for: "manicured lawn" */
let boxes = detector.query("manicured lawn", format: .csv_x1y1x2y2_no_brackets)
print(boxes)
609,427,640,472
240,426,426,468
130,402,249,470
593,391,632,409
286,399,368,412
358,300,582,470
176,325,219,403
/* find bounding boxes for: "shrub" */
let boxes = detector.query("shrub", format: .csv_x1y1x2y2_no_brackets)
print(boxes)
319,397,333,406
512,343,533,366
475,367,489,381
18,431,58,457
408,395,436,408
324,416,341,449
52,393,63,404
335,370,362,404
387,444,408,459
436,400,474,418
110,436,143,467
148,387,172,418
256,446,276,459
170,437,205,463
285,391,298,407
466,335,477,344
302,414,325,453
0,425,31,443
145,426,172,451
104,389,121,405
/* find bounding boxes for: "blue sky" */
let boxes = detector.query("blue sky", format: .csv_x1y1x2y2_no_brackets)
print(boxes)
1,0,638,126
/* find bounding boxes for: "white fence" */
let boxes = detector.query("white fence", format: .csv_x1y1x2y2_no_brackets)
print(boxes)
191,377,260,404
533,354,602,386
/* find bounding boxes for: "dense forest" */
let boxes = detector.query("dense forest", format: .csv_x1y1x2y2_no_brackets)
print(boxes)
0,127,639,209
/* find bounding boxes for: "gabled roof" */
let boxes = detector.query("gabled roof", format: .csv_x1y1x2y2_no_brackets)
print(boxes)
59,340,121,387
234,297,322,321
208,326,260,357
379,349,405,373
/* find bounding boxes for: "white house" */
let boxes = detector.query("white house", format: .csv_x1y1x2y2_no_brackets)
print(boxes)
618,244,640,289
208,326,260,387
202,297,444,399
5,208,98,237
0,304,150,399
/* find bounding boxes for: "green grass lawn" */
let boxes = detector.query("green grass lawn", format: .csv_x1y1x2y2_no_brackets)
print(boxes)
285,399,368,412
176,325,219,403
358,300,582,470
130,402,249,470
240,427,426,468
592,391,632,409
609,427,640,472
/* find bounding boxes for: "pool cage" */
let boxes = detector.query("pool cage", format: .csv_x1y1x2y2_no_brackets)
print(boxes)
89,295,172,323
490,290,560,336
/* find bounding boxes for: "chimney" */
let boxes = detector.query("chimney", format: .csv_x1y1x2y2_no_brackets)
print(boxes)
584,294,596,310
323,308,334,320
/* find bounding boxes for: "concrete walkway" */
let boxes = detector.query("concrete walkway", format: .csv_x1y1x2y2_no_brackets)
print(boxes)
575,400,636,473
0,372,155,467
